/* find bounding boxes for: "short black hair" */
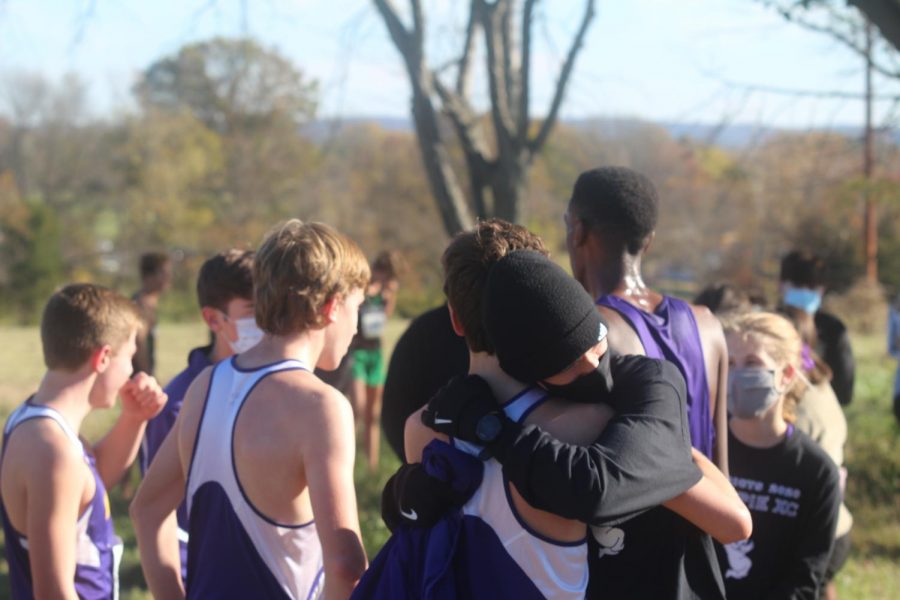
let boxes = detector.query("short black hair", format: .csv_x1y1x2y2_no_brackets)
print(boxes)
779,250,825,288
694,282,750,315
568,166,659,254
139,252,171,279
196,249,255,311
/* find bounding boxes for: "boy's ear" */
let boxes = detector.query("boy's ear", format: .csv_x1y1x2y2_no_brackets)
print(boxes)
201,306,225,333
321,296,339,325
447,303,466,337
90,345,113,373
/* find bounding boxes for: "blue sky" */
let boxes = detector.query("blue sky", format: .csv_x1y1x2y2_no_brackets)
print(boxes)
0,0,897,128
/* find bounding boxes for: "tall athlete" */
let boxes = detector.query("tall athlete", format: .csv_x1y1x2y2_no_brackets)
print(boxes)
132,220,369,600
565,166,728,471
1,284,167,599
139,248,259,581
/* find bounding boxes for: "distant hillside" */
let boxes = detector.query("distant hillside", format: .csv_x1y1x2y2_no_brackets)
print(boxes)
304,116,897,148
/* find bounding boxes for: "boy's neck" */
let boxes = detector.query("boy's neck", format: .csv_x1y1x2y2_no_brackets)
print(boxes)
31,369,95,433
239,331,322,368
209,335,234,364
467,351,528,403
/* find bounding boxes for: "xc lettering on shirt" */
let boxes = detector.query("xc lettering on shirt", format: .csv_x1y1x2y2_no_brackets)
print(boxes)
730,476,802,519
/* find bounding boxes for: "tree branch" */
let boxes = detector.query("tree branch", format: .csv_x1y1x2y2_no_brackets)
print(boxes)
478,0,515,148
500,0,516,115
529,0,594,155
410,0,424,54
433,76,491,171
775,4,900,79
372,0,415,64
457,1,479,97
518,0,537,143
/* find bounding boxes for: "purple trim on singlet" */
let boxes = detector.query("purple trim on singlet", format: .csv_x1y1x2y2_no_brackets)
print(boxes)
597,294,715,459
1,403,119,600
229,367,315,529
306,568,325,600
187,482,293,600
501,472,588,547
184,361,220,496
786,423,795,438
141,346,213,583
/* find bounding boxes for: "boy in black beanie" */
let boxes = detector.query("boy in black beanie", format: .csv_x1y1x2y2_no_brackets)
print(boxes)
380,223,751,599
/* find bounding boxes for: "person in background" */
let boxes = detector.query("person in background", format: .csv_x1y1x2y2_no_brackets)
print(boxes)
132,220,369,600
779,250,855,406
889,295,900,424
350,250,401,471
782,306,853,600
694,282,752,316
139,248,258,582
720,311,841,600
380,303,469,461
132,251,173,376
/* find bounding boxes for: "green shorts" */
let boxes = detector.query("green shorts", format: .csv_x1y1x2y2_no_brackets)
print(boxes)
351,347,385,387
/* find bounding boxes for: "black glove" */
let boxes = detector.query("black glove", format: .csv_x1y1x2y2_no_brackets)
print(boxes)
421,375,504,442
381,463,472,531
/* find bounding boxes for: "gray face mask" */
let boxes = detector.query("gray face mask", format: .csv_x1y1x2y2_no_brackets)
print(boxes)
728,367,781,419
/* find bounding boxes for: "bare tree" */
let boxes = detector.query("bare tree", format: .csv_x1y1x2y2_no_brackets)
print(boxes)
373,0,595,235
761,0,898,283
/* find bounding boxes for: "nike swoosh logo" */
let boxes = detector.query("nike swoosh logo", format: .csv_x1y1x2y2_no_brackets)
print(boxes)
400,508,418,521
433,418,453,425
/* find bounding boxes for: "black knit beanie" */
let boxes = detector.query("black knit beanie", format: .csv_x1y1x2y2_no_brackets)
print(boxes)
483,250,607,382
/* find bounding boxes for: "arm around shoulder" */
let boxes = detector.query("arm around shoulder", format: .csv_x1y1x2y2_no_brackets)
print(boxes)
662,449,752,544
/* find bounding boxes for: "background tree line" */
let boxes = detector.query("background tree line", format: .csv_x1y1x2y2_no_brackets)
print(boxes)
1,36,899,323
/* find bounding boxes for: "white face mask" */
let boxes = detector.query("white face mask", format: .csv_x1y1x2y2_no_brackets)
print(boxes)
230,317,264,353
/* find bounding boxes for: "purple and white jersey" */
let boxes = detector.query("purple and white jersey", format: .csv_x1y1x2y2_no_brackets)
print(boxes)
185,357,324,600
1,401,122,600
453,387,589,599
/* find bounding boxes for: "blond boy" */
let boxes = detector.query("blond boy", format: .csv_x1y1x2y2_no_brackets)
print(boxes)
132,220,369,600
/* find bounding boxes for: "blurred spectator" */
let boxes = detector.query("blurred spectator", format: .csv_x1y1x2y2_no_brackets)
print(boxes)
694,282,752,315
350,250,402,471
380,303,469,461
132,252,172,376
779,250,855,406
889,296,900,424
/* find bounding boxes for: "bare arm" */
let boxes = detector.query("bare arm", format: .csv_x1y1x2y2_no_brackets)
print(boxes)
93,373,167,489
130,417,186,600
404,406,449,464
304,389,368,600
710,319,730,475
662,449,751,544
26,432,84,600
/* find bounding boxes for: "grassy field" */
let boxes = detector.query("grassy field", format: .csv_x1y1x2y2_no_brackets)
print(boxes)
0,321,897,598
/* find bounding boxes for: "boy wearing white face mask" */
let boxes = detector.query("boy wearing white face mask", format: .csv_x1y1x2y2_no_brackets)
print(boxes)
720,312,841,600
139,248,257,581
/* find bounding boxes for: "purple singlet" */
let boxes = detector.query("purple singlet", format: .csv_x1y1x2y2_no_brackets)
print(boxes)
1,400,122,600
597,294,715,460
